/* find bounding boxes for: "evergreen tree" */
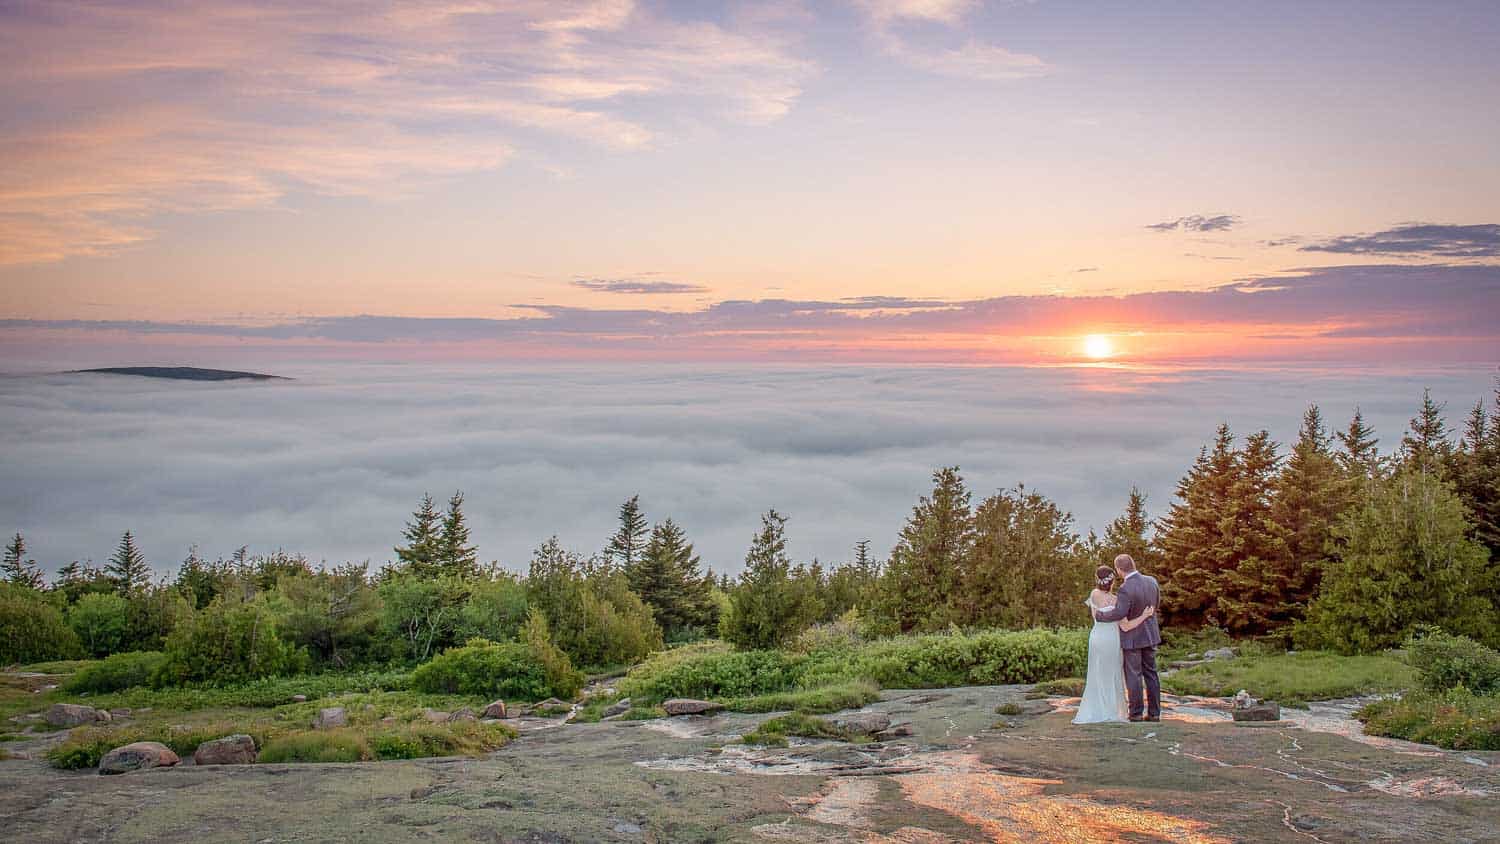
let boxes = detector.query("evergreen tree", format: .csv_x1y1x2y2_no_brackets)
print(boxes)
961,485,1088,629
1213,430,1293,634
723,510,817,649
1450,390,1500,562
1102,487,1155,569
1400,389,1452,476
873,467,973,632
106,530,152,595
1336,407,1383,482
2,532,44,589
1156,425,1237,628
395,494,442,577
604,495,650,571
852,538,877,576
437,491,478,578
1270,405,1348,618
629,519,715,638
1299,467,1496,652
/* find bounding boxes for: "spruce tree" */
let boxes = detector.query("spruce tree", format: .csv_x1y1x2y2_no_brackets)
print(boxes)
723,510,815,649
1213,430,1292,634
873,467,973,632
2,532,44,589
1103,487,1156,569
604,495,649,571
1450,391,1500,561
1156,425,1237,628
1400,389,1452,476
1336,407,1383,482
437,491,478,578
961,485,1087,629
629,518,707,637
395,494,442,577
1270,405,1347,618
107,530,151,595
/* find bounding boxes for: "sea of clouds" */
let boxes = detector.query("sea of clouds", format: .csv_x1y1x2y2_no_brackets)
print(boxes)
0,363,1493,580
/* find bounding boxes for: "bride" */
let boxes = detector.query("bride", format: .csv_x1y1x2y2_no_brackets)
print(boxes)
1074,565,1155,724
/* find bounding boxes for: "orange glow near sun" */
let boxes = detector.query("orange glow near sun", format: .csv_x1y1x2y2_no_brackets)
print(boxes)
1083,334,1114,359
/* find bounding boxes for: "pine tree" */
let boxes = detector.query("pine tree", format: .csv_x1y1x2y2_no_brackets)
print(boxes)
1156,425,1237,628
395,494,442,577
437,491,478,578
1336,407,1383,482
723,510,816,649
1214,430,1292,634
630,519,713,637
1270,405,1348,619
604,495,649,571
1400,389,1452,476
1103,487,1156,569
873,467,973,632
1450,390,1500,562
961,485,1087,629
107,530,151,595
2,532,44,589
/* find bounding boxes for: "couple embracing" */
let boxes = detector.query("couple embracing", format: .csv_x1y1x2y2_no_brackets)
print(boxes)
1073,553,1162,724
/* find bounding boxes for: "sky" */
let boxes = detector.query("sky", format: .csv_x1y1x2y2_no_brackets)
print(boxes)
3,363,1494,579
1,0,1497,365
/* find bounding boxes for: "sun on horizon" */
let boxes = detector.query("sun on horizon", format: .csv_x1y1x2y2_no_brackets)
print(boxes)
1083,335,1116,360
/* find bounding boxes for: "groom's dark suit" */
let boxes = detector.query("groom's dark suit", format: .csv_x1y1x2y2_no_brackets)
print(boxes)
1094,571,1162,720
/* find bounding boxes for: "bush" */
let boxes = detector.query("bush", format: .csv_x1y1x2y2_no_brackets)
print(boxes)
522,610,584,699
1405,628,1500,695
154,597,309,687
64,651,167,694
1162,651,1416,707
67,592,131,657
73,670,412,712
1359,688,1500,751
619,629,1088,705
411,638,553,701
258,730,370,763
46,722,264,769
0,587,83,665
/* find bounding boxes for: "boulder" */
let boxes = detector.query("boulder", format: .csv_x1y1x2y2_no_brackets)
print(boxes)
1233,701,1281,722
45,703,107,728
193,734,257,766
312,707,347,729
482,700,508,719
662,698,724,717
108,709,132,720
291,694,308,703
422,709,451,724
447,708,478,724
831,712,892,736
602,698,631,719
98,741,180,775
872,723,915,741
1203,647,1237,661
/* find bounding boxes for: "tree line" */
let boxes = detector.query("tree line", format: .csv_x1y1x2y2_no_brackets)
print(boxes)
3,382,1497,674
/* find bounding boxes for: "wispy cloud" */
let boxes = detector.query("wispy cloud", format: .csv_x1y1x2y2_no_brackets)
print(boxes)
854,0,1050,81
572,278,710,295
8,265,1495,362
1147,214,1240,233
1300,223,1500,258
0,1,815,265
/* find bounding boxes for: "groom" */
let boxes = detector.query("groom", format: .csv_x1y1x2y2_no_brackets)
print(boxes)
1093,554,1162,721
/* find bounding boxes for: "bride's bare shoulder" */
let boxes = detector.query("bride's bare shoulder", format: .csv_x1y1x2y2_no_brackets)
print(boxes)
1090,588,1115,607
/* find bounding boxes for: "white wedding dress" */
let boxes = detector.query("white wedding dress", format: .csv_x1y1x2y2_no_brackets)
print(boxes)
1073,594,1129,724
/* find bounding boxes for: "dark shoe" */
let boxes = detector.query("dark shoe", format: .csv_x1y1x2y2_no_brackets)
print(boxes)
1145,715,1161,722
1128,716,1146,722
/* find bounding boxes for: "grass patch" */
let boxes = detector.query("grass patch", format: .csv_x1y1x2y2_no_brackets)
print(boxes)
259,730,369,763
722,680,879,715
995,702,1023,715
63,652,166,695
75,669,414,712
1358,689,1500,751
1031,677,1085,697
741,712,860,747
0,732,25,742
1163,650,1415,707
46,721,269,769
18,660,97,674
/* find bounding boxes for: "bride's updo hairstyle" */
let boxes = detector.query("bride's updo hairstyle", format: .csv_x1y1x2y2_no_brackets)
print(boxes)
1095,566,1115,590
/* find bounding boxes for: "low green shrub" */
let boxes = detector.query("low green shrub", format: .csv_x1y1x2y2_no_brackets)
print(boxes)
1358,688,1500,751
741,712,859,746
154,598,308,687
1163,651,1415,707
1405,628,1500,695
722,680,879,714
1031,677,1084,696
259,730,370,763
72,669,412,713
64,652,167,695
67,592,130,658
1157,625,1231,663
367,721,514,759
46,722,264,769
411,638,553,701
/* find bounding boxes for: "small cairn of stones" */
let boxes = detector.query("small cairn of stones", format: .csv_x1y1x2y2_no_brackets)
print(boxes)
1231,689,1280,722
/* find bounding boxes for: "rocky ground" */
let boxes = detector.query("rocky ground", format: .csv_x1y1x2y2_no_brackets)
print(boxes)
1,684,1496,843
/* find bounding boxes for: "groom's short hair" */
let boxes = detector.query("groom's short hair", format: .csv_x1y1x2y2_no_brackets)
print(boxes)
1114,554,1137,573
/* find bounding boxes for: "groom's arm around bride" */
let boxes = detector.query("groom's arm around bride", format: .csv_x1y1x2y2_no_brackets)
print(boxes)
1092,554,1163,721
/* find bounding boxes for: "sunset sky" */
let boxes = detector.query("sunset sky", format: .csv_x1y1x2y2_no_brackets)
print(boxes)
2,0,1498,365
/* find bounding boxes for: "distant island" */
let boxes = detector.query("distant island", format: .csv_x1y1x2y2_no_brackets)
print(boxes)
71,366,286,381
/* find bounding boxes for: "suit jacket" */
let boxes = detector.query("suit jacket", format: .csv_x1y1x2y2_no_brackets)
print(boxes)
1094,572,1162,650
